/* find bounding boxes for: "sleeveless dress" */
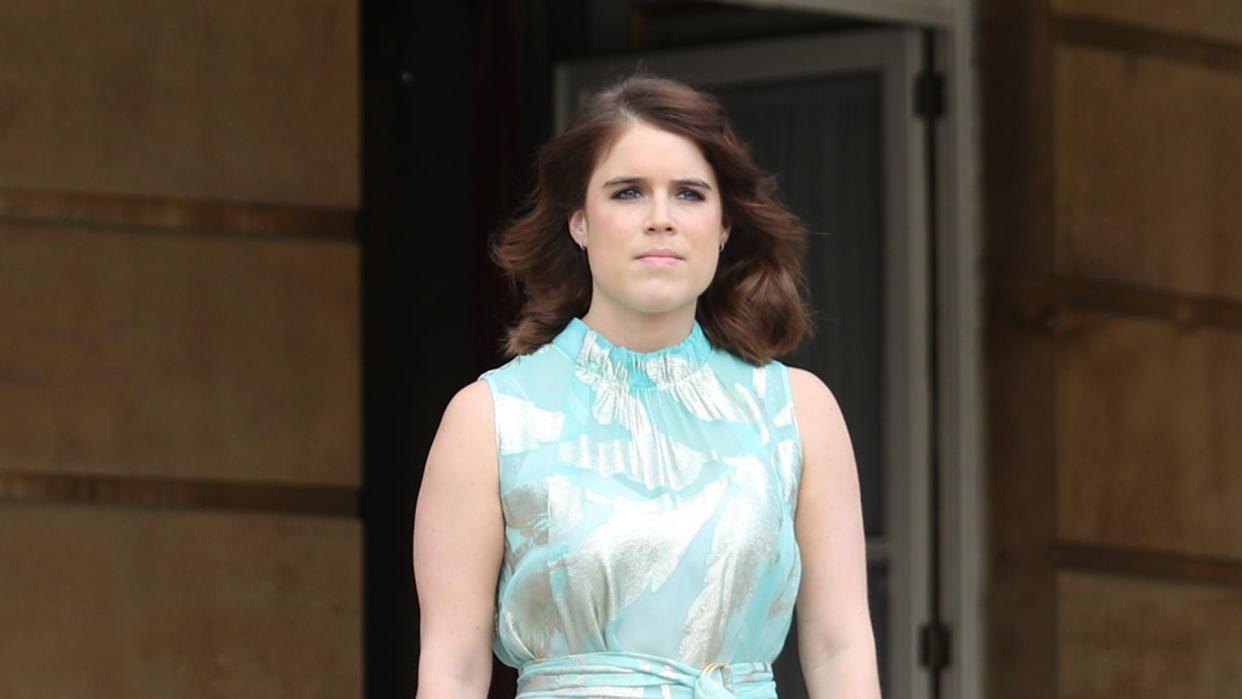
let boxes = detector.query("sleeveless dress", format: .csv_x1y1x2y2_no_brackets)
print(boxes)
479,317,804,698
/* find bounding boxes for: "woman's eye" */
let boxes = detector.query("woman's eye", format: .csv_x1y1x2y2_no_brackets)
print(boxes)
678,189,706,201
612,187,641,200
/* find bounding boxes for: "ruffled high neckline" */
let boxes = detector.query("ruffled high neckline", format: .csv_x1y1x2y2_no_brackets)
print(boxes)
551,316,712,389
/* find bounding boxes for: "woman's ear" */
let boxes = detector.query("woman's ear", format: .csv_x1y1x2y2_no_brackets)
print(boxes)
569,210,587,248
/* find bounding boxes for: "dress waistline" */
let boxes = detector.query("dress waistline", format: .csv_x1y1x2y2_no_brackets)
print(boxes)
517,651,776,698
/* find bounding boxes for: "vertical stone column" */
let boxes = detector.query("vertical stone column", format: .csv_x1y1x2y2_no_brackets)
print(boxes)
981,0,1242,696
0,1,363,696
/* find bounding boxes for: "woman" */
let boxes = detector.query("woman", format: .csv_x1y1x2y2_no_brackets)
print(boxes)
413,75,880,698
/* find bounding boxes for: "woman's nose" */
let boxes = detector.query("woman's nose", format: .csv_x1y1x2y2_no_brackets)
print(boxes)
644,198,675,233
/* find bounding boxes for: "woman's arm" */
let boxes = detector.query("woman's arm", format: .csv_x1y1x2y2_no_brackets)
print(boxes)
412,379,504,698
788,367,882,698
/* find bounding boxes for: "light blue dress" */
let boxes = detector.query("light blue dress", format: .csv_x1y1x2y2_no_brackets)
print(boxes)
479,317,804,698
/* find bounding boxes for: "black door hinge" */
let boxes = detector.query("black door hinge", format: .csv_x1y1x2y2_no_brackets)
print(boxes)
915,71,945,120
918,621,952,671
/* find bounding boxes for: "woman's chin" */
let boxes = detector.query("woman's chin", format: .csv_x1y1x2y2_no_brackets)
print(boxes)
623,297,697,316
625,283,709,311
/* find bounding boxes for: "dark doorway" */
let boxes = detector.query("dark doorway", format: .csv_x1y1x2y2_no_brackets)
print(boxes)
360,3,900,697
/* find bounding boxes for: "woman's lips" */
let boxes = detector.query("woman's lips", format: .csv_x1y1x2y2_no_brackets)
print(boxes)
636,254,684,266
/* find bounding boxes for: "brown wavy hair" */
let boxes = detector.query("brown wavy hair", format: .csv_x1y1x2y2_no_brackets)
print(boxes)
490,75,812,365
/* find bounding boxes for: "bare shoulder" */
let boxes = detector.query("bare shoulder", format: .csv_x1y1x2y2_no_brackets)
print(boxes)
440,379,495,429
424,379,497,480
786,366,843,422
785,366,854,479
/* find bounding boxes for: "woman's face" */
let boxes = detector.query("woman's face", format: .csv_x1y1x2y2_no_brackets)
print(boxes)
569,121,729,321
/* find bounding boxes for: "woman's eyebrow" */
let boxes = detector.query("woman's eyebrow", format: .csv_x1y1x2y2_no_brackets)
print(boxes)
601,176,713,189
602,176,643,188
675,178,713,190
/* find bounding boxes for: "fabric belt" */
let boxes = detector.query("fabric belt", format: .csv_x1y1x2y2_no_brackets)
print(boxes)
517,651,776,698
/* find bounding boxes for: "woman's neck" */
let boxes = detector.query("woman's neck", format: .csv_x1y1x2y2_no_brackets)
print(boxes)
579,303,697,353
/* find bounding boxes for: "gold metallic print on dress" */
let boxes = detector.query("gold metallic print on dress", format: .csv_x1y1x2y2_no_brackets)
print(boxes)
564,341,755,490
481,317,804,681
556,433,711,491
556,480,727,652
678,453,783,665
502,476,584,560
774,439,803,507
731,381,770,445
494,392,565,455
500,565,556,659
664,364,752,423
499,476,587,658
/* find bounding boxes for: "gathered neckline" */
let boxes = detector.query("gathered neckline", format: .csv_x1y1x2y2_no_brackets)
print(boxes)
550,316,712,389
